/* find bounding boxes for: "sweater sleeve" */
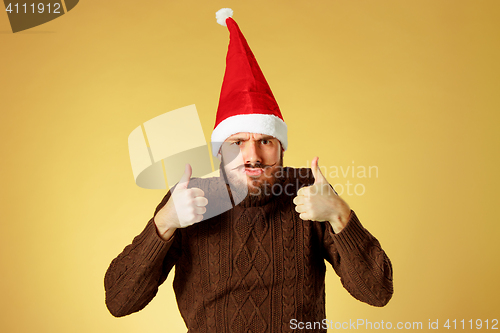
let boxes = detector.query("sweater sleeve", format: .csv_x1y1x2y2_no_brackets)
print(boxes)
322,210,394,307
104,191,182,317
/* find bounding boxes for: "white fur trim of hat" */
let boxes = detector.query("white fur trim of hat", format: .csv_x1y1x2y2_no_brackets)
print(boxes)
211,113,288,157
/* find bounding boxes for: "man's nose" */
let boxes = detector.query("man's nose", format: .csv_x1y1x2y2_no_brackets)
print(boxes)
242,141,262,165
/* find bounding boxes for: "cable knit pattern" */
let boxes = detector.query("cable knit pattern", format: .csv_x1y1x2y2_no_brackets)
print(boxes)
104,167,394,332
230,208,270,333
206,212,221,331
280,198,296,333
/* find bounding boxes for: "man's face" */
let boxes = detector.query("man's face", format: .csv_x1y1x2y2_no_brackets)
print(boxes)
218,132,283,202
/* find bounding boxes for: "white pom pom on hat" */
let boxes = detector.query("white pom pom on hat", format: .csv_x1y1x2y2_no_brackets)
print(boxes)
215,8,233,26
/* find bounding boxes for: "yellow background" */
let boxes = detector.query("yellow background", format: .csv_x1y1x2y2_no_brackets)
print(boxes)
1,0,499,332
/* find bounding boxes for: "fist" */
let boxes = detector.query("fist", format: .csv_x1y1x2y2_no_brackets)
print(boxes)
293,157,351,233
154,164,208,240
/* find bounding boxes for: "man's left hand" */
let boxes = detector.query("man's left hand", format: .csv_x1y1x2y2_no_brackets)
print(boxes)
293,157,351,233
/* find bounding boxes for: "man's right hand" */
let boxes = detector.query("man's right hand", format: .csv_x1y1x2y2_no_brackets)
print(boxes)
154,164,208,241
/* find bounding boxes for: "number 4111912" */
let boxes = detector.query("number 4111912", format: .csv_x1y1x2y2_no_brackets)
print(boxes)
444,319,498,330
5,3,62,14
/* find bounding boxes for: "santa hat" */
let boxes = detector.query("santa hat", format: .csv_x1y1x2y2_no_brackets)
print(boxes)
211,8,288,157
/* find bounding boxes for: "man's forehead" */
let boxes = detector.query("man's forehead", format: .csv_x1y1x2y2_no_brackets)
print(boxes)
225,132,276,141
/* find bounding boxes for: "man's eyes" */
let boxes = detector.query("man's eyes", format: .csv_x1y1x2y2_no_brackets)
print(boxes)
230,139,271,145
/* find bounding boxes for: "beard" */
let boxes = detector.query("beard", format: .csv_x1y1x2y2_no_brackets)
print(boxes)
220,151,284,208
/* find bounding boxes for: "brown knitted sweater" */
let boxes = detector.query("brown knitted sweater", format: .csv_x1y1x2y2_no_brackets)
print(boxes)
104,167,393,332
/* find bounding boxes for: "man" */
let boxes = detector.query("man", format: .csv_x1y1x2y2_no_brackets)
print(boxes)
104,8,393,332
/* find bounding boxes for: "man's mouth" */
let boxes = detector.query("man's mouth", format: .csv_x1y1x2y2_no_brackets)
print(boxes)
244,168,264,176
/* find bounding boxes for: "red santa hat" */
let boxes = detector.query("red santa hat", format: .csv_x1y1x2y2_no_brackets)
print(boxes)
211,8,288,157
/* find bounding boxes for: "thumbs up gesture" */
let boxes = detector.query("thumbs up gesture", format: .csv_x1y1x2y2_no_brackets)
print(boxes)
293,157,351,233
154,164,208,241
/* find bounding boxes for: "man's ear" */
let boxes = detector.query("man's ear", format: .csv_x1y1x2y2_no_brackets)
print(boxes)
217,152,222,162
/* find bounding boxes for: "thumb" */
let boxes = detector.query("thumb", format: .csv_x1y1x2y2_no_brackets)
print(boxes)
311,157,327,184
176,163,192,190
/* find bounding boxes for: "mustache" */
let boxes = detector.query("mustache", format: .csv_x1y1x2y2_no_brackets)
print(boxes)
232,162,277,171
